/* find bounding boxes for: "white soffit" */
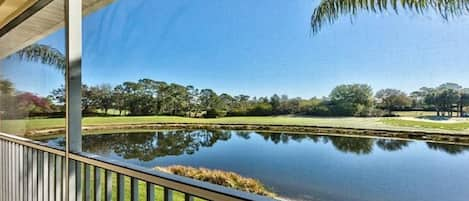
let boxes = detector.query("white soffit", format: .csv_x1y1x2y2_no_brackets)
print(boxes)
0,0,113,59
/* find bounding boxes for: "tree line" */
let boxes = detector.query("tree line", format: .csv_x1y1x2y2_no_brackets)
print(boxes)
1,78,468,119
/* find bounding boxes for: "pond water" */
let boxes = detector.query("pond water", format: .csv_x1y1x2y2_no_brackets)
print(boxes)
42,130,469,201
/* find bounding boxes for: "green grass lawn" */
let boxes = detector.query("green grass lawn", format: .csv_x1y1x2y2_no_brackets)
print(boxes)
380,118,469,131
394,111,437,118
2,115,469,135
0,116,388,134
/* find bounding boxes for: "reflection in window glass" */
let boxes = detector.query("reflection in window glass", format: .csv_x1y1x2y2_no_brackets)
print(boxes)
0,30,65,136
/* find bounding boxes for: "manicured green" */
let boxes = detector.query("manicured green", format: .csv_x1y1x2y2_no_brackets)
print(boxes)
380,119,469,131
1,116,390,134
2,115,469,136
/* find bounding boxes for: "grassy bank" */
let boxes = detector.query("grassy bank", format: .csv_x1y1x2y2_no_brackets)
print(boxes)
1,115,469,136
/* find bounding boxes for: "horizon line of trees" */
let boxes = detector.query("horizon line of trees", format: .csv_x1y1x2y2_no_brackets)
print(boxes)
1,78,469,119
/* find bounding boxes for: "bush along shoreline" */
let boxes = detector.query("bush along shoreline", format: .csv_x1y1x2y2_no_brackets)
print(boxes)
155,165,277,198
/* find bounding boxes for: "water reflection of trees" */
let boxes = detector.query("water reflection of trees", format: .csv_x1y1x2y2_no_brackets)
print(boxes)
426,142,469,155
82,130,231,161
376,139,410,151
45,130,469,160
250,132,468,155
326,136,374,155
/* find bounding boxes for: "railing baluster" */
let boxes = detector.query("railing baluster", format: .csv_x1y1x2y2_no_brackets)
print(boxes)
12,143,16,201
117,174,124,201
76,162,83,201
105,170,112,201
43,152,49,201
15,143,19,201
8,142,11,201
32,149,38,201
131,178,138,201
2,140,5,201
62,157,66,201
8,142,12,201
3,140,6,201
24,146,29,201
0,140,3,201
12,142,16,201
94,166,102,201
84,164,91,201
19,144,24,201
69,160,77,201
146,182,155,201
56,156,62,201
49,154,55,201
184,194,194,201
7,142,14,200
38,151,44,201
28,147,33,201
164,187,173,201
4,141,7,201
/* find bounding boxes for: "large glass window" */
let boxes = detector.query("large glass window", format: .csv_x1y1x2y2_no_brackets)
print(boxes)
0,4,65,137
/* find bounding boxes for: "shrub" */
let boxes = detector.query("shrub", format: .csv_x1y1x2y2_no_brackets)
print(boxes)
203,109,226,118
156,165,276,198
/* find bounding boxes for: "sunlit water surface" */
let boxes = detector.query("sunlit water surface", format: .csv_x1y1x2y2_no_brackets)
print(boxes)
42,130,469,201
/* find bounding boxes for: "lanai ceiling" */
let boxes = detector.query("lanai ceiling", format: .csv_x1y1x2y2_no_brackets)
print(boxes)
0,0,37,28
0,0,113,59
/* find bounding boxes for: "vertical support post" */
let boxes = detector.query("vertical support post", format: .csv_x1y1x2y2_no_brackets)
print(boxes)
65,0,82,200
65,0,82,153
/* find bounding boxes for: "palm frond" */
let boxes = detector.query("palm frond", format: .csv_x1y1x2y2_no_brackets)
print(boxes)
311,0,469,34
12,44,65,72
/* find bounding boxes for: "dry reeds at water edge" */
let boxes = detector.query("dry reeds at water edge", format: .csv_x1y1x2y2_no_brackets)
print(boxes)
155,165,277,198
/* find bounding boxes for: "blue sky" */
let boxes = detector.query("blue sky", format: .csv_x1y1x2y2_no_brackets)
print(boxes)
2,0,469,98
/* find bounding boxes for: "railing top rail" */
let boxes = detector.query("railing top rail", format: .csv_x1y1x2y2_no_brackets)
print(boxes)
0,132,65,156
0,132,275,201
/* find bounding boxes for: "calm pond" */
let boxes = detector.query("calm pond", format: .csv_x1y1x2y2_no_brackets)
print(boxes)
42,130,469,201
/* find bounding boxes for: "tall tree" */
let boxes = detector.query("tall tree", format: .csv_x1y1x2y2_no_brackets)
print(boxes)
375,89,411,115
112,85,126,115
329,84,373,116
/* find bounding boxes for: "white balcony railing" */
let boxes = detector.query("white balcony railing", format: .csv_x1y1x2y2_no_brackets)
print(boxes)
0,132,274,201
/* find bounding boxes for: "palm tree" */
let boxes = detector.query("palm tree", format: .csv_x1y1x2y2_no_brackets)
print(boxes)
12,44,65,72
311,0,469,34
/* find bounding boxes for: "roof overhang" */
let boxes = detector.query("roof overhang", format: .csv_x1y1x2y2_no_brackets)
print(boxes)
0,0,113,59
0,0,38,28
